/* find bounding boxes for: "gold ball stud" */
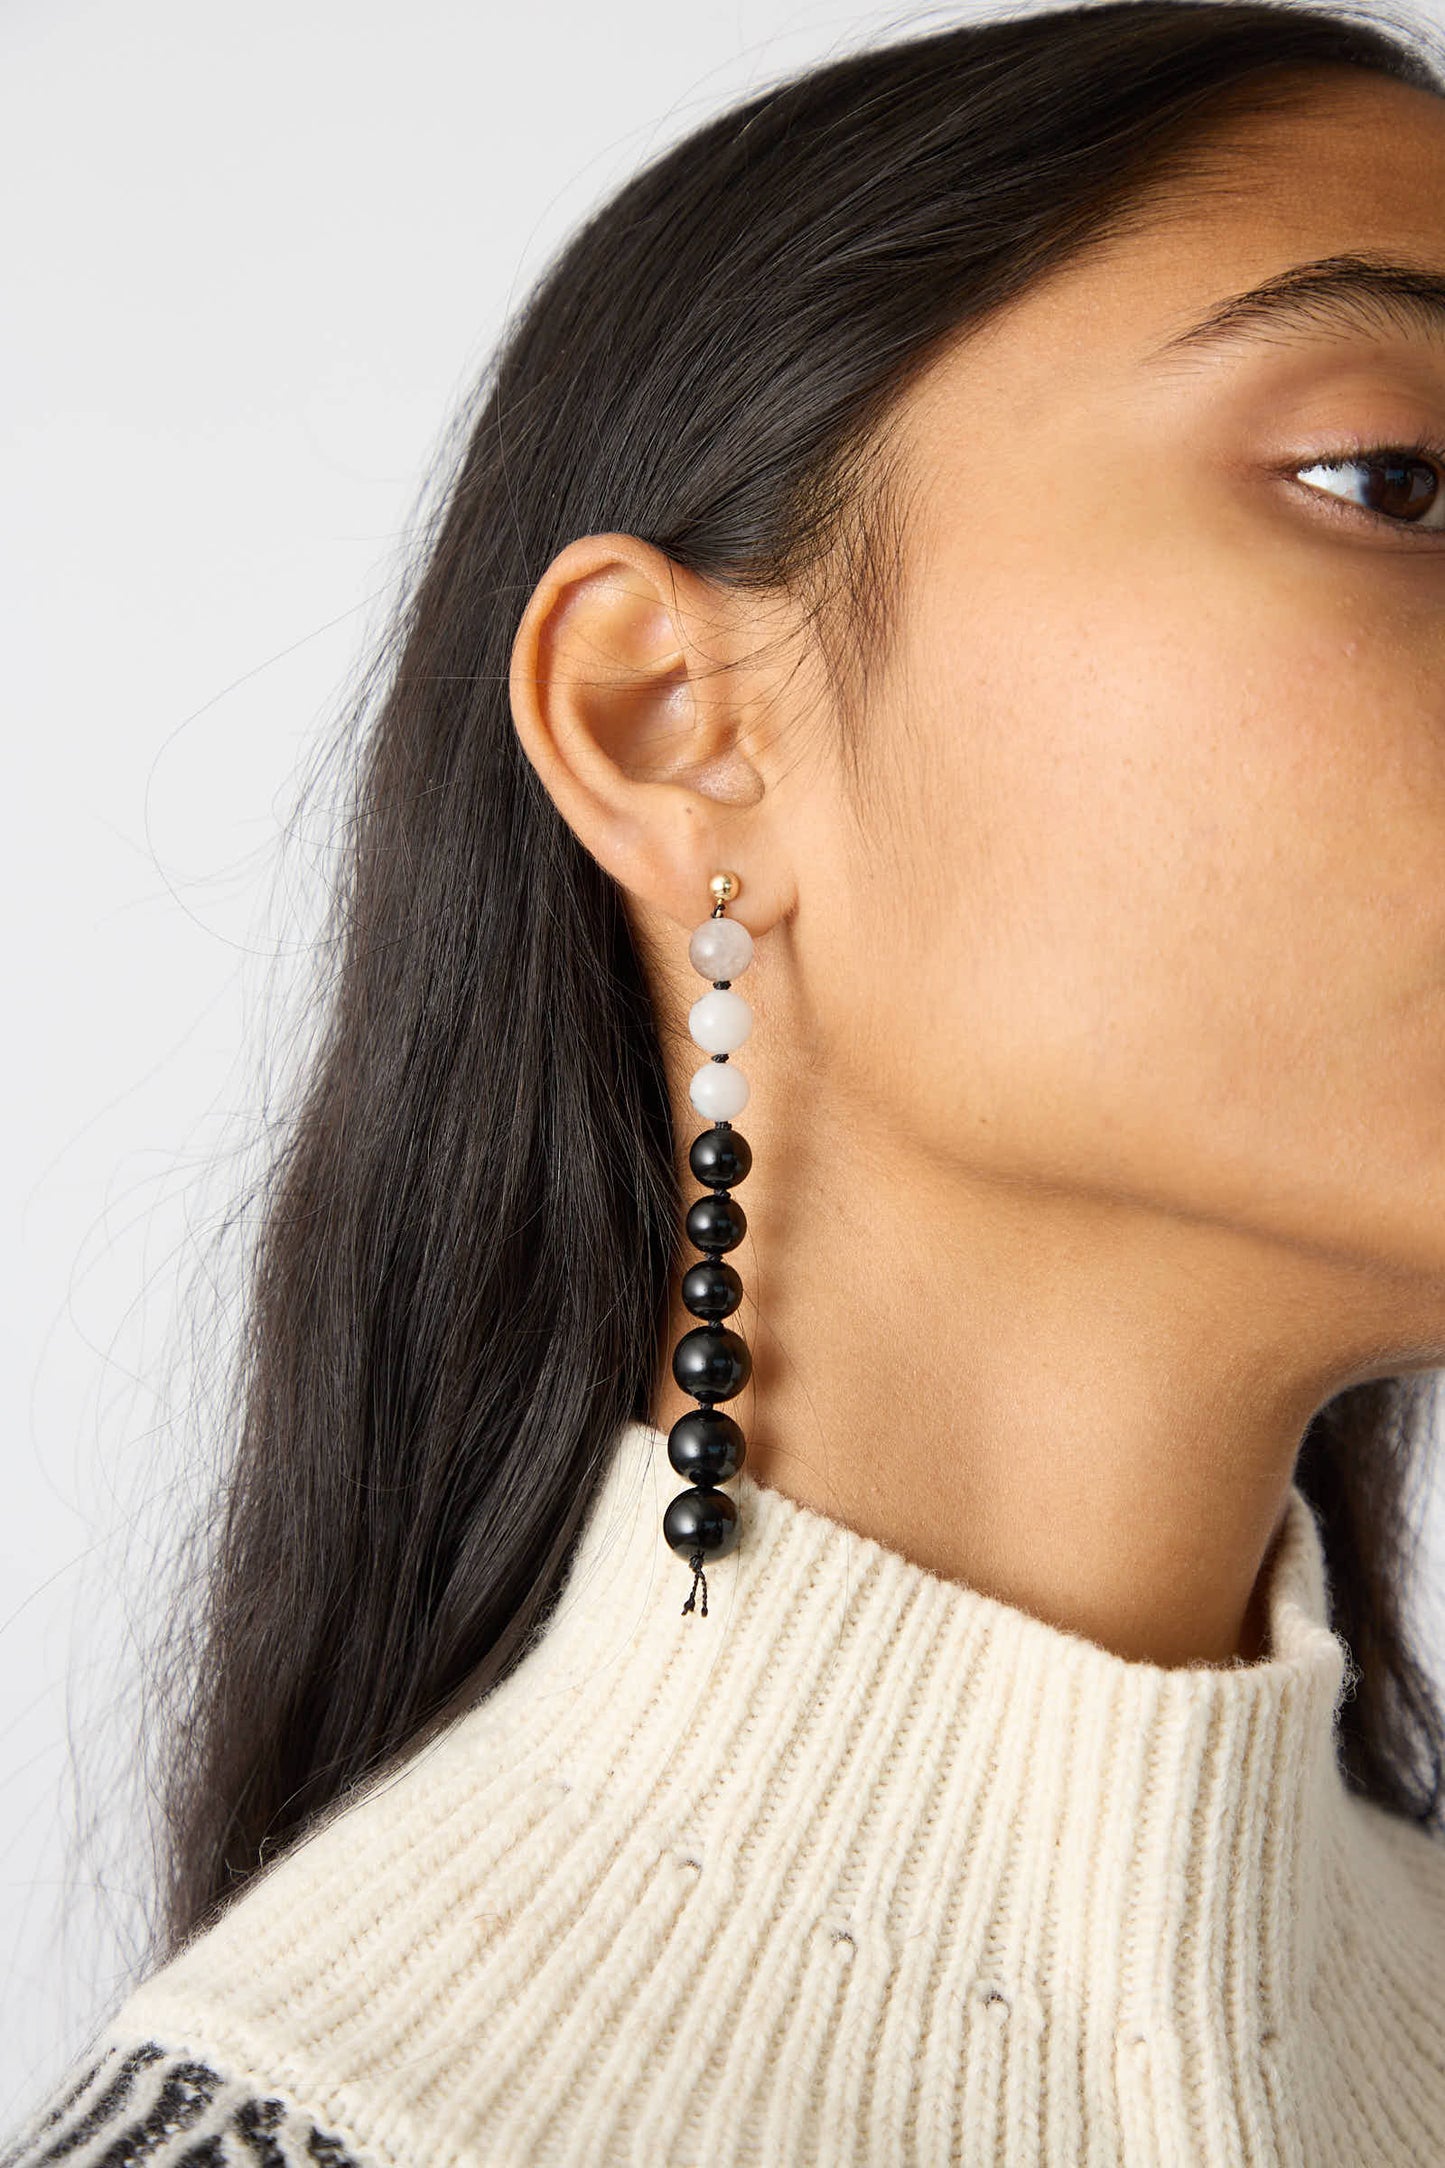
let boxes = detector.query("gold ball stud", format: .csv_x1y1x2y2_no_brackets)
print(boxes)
708,870,741,905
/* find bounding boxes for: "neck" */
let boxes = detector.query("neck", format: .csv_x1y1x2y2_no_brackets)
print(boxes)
654,1109,1411,1669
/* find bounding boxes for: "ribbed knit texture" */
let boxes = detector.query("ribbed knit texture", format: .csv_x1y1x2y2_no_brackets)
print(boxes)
6,1414,1445,2167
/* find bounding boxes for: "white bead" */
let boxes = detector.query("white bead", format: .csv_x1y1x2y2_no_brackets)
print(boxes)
689,916,754,981
689,1059,749,1119
689,989,752,1054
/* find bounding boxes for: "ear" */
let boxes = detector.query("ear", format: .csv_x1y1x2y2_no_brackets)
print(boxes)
507,530,790,935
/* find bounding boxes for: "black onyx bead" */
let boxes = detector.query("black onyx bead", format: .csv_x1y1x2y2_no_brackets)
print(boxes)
689,1125,753,1189
671,1324,751,1402
663,1484,740,1560
685,1193,747,1253
667,1406,747,1485
682,1258,743,1322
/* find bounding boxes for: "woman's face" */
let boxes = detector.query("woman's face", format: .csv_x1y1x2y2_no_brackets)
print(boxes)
785,68,1445,1355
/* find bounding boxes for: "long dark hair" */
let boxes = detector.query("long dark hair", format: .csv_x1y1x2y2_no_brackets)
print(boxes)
147,0,1445,1961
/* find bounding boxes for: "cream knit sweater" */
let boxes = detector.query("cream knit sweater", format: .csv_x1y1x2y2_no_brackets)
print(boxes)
5,1415,1445,2167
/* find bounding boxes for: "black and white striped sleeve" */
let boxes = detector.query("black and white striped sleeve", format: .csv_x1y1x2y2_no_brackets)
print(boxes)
0,2038,370,2167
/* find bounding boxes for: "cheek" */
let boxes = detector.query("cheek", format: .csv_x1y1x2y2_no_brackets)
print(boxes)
869,533,1445,1215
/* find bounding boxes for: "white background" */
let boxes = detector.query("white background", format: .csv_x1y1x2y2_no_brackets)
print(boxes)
3,0,1444,2132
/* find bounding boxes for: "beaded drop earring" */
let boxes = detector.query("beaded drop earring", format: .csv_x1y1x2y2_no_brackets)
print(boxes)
662,870,754,1617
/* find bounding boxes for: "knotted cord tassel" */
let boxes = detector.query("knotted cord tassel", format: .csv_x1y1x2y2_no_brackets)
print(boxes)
680,1548,709,1617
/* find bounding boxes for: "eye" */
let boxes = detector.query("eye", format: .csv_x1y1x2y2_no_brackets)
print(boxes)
1288,434,1445,537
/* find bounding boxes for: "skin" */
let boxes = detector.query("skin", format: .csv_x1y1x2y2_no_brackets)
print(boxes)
508,69,1445,1667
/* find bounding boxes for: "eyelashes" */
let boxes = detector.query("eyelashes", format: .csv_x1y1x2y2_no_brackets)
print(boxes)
1286,430,1445,539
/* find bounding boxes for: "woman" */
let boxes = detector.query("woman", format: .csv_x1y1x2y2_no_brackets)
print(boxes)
6,1,1445,2160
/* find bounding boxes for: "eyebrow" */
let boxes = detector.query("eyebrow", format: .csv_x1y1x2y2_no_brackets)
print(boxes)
1146,253,1445,361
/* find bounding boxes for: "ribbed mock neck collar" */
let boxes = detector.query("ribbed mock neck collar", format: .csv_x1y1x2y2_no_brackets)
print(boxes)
530,1416,1356,2048
106,1410,1444,2166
